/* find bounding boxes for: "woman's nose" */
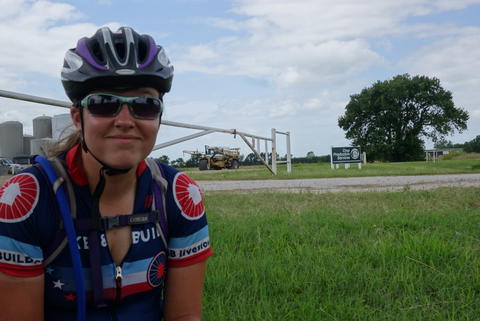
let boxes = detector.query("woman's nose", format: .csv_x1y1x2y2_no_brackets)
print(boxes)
114,103,135,125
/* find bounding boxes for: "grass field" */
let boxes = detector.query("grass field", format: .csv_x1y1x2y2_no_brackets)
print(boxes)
203,188,480,321
185,159,480,181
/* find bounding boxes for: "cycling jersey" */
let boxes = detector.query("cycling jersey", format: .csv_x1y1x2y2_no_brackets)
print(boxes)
0,144,212,320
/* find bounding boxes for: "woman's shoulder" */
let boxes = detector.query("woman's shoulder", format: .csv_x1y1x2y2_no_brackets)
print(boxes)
0,163,59,232
1,164,52,195
0,164,59,274
153,161,198,185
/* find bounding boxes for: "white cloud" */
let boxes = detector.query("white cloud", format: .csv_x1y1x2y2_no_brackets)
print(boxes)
0,0,120,81
403,31,480,120
177,0,480,90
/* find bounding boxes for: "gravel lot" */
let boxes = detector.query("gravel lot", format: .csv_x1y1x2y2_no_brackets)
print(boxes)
197,173,480,193
2,173,480,194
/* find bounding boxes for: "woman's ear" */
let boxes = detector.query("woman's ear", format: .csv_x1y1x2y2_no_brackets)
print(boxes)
70,106,82,130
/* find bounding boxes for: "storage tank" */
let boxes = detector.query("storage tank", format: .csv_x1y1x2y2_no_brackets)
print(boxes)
0,121,24,158
33,115,52,139
30,138,52,156
52,113,74,140
23,135,34,155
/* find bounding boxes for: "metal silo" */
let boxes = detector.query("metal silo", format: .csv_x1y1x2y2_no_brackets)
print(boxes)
0,121,24,158
23,135,34,155
30,138,52,156
33,115,53,139
52,113,74,140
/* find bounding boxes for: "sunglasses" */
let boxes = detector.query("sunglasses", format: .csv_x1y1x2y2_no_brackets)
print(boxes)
80,93,163,120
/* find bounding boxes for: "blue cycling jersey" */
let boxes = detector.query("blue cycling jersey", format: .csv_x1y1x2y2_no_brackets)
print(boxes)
0,144,212,320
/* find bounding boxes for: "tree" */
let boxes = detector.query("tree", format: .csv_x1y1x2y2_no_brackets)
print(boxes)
464,135,480,153
170,158,185,168
243,153,258,165
185,154,200,168
306,151,315,158
434,137,454,149
338,74,469,162
156,155,170,165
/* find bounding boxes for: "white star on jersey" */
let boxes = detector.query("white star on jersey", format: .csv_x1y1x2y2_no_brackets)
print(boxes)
53,279,64,289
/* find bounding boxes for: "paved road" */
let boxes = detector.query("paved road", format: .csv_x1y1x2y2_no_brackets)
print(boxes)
197,173,480,193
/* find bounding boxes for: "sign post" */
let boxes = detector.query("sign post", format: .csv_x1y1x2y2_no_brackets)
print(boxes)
331,146,362,169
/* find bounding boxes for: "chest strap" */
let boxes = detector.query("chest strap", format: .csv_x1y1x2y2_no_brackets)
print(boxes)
75,211,163,231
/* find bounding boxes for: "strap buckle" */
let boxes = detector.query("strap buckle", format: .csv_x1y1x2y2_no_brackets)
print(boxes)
105,216,121,230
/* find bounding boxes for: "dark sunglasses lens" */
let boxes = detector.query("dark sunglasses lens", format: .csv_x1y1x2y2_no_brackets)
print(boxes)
87,95,120,116
131,97,161,119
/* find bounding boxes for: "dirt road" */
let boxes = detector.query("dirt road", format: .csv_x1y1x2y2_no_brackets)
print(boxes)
3,173,480,194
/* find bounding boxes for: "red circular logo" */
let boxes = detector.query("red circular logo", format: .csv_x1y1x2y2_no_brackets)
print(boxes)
147,251,166,288
0,173,39,223
173,173,205,220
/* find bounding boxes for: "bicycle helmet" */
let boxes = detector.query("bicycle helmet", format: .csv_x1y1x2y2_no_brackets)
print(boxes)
61,26,174,102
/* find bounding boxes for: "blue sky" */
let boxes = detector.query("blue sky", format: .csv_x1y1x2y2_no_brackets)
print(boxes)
0,0,479,160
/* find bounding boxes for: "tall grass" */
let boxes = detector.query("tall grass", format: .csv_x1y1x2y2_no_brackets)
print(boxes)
203,187,480,321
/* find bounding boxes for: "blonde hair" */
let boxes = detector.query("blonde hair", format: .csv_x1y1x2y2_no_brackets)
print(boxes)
45,128,82,158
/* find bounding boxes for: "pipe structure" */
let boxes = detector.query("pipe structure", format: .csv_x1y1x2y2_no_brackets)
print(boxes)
0,89,292,175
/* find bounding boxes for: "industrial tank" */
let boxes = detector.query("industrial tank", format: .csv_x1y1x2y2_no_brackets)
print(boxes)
30,138,52,156
0,121,24,158
23,135,34,155
52,113,74,140
33,115,52,139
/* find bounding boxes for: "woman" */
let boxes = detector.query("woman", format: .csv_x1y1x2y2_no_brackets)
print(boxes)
0,26,212,321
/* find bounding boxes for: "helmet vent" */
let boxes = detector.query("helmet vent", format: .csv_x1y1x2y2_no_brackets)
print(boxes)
114,38,126,61
91,40,105,64
137,36,148,63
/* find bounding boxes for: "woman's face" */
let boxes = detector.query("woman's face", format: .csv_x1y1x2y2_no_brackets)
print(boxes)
71,87,161,170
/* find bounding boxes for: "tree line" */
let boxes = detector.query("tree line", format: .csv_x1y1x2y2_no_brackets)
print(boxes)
434,135,480,153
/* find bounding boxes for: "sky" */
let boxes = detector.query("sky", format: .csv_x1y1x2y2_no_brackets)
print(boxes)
0,0,479,161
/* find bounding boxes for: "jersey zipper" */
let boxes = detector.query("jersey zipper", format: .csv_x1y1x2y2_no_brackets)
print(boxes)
115,265,123,303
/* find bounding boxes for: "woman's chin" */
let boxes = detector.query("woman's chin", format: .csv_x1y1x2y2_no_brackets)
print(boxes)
100,155,141,170
109,160,140,170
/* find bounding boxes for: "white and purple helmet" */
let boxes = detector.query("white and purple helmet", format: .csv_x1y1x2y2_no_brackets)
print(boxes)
61,26,174,102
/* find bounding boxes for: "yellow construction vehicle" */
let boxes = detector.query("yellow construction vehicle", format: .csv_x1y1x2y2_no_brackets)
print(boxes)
198,145,240,170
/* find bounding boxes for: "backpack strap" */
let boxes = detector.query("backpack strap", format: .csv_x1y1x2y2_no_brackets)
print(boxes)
34,155,86,321
43,157,77,265
145,158,169,249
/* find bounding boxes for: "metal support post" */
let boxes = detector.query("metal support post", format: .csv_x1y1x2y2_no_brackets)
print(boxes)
286,131,291,173
264,139,268,165
330,146,334,169
271,128,277,175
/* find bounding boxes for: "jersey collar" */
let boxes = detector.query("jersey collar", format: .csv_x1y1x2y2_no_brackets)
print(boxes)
65,143,147,186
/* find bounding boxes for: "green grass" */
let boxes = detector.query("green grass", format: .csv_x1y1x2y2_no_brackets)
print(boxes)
442,152,480,161
185,159,480,181
203,187,480,321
